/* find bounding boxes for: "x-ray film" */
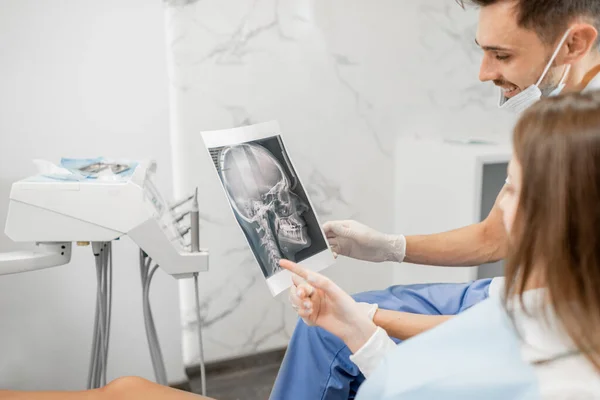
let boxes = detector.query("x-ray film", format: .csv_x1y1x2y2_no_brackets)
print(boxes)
201,121,335,296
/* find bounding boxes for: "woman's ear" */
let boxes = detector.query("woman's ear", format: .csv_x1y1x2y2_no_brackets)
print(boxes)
563,23,599,64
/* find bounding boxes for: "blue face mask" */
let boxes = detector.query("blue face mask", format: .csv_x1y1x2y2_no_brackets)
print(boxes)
356,296,541,400
498,29,572,114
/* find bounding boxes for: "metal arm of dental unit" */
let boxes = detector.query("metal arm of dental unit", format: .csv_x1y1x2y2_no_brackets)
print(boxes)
1,160,208,278
0,242,72,275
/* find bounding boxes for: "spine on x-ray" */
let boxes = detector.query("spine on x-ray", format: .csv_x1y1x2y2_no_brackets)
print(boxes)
257,219,282,275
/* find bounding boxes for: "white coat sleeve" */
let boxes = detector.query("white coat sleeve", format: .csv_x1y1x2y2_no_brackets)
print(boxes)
349,327,397,378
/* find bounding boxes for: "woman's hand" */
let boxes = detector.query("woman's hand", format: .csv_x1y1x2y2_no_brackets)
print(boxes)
281,259,377,352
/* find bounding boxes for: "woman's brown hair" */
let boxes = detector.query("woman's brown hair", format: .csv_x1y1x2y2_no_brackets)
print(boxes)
507,89,600,371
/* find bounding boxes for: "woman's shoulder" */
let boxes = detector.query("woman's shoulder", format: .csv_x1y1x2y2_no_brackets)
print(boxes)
513,292,600,399
537,354,600,399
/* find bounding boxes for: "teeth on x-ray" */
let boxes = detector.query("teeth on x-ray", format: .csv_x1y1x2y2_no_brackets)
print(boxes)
278,219,303,242
218,143,312,278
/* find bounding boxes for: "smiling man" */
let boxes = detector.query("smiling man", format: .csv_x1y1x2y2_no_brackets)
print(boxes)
476,0,600,113
270,1,600,399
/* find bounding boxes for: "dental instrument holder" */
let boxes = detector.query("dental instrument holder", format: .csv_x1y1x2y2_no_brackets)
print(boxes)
1,160,209,278
190,188,200,253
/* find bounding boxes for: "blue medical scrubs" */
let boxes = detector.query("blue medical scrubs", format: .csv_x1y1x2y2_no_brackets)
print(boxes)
269,279,493,400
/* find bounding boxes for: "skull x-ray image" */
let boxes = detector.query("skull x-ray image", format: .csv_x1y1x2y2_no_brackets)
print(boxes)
210,136,327,278
202,121,334,295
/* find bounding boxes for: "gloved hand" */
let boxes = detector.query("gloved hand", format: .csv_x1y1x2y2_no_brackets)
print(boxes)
323,220,406,263
283,260,378,351
290,277,379,327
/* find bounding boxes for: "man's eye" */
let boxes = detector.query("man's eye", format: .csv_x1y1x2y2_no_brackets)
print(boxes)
496,54,510,61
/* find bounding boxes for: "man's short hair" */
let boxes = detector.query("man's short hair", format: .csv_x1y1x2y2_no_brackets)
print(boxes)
457,0,600,49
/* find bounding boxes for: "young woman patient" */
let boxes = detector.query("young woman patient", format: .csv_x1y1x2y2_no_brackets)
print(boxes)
2,90,600,399
282,89,600,399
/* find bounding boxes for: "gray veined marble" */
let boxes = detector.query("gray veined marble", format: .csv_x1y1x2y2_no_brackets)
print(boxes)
221,105,254,127
330,52,391,158
164,0,203,7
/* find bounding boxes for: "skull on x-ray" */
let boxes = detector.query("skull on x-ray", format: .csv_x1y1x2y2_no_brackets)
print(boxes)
219,143,312,277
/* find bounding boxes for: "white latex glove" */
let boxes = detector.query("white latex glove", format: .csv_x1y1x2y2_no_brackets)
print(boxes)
323,220,406,263
290,280,378,327
282,260,377,351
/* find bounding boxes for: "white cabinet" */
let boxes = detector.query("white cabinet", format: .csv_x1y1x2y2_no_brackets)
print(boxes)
393,138,512,285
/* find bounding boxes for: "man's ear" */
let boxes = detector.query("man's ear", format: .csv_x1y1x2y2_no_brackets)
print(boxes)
562,23,599,64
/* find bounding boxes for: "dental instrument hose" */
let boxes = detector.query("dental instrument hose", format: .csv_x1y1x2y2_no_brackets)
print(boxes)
193,273,207,397
140,250,168,385
191,188,207,397
87,242,113,389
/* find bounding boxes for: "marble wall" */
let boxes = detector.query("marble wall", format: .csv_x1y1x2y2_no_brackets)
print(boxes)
163,0,516,366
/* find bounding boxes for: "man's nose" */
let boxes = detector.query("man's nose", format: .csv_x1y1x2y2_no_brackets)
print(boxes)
479,56,501,82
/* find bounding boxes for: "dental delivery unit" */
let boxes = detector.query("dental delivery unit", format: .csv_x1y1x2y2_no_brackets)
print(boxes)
0,158,210,395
